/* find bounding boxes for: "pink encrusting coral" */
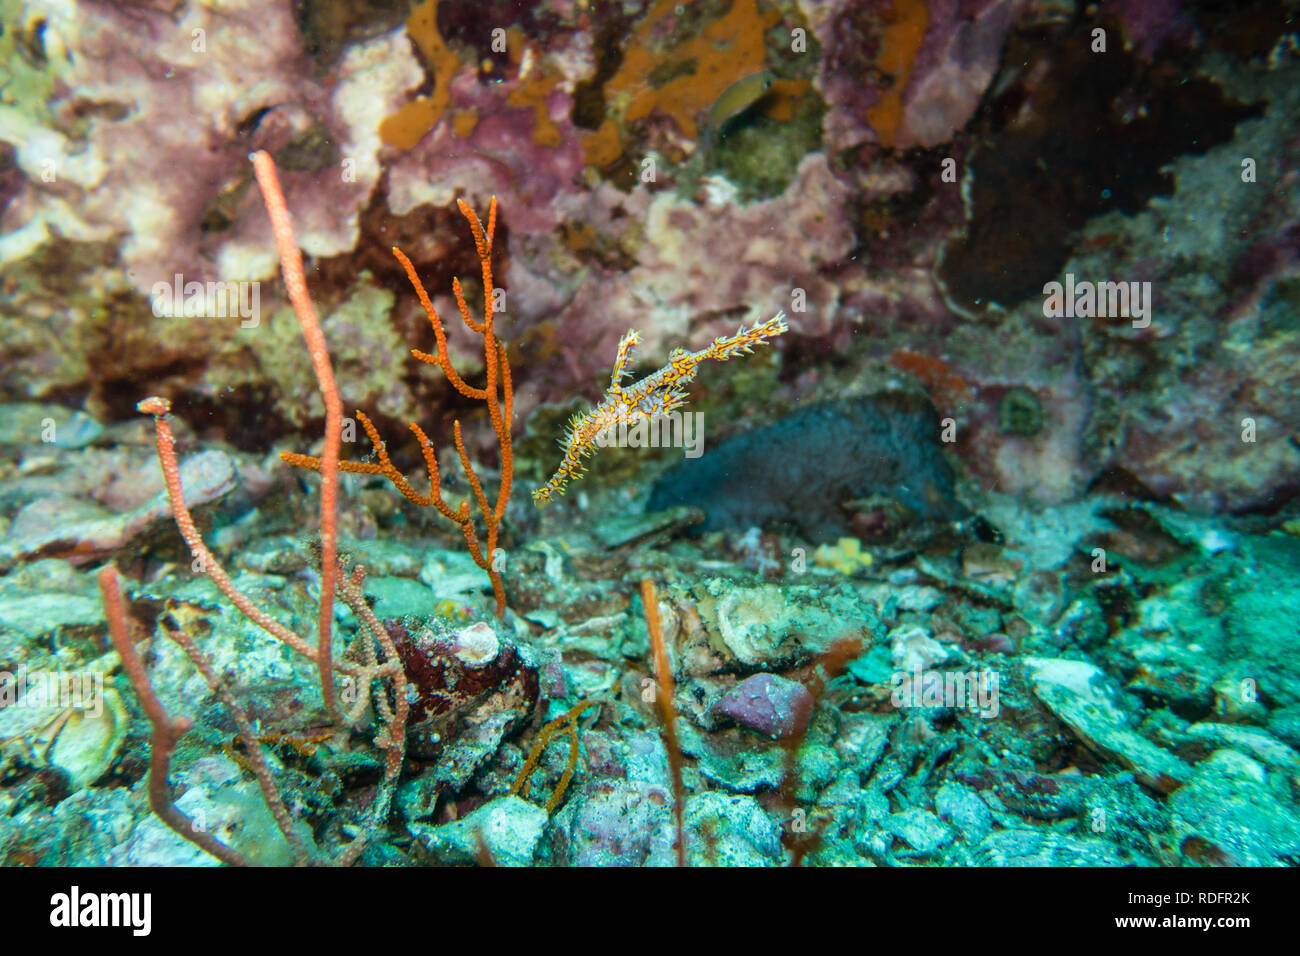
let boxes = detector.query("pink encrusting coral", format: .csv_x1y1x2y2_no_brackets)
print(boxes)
806,0,1024,152
0,0,414,294
503,154,855,426
890,0,1026,149
386,70,588,240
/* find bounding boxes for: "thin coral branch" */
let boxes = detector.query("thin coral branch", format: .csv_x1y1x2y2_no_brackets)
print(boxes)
286,412,462,522
113,400,412,862
330,567,409,867
282,197,513,618
533,312,789,505
337,566,408,801
251,149,341,716
137,397,327,667
134,396,409,845
98,566,250,867
116,154,412,865
510,700,599,814
101,559,404,867
401,257,486,400
641,578,687,867
493,337,515,524
164,625,314,866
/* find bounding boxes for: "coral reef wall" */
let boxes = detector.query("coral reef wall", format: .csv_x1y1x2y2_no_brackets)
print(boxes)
4,0,1300,880
1,0,1297,511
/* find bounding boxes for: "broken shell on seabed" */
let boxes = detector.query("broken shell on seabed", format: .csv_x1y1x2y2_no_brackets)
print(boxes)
452,621,501,666
0,663,128,790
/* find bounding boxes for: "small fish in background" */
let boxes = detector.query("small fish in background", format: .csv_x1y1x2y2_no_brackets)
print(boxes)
701,70,776,161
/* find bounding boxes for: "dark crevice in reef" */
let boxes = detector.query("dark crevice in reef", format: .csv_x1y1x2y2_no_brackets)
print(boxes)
312,173,497,314
437,0,557,69
1188,0,1300,60
182,384,296,451
572,19,631,130
936,13,1264,315
292,0,412,68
